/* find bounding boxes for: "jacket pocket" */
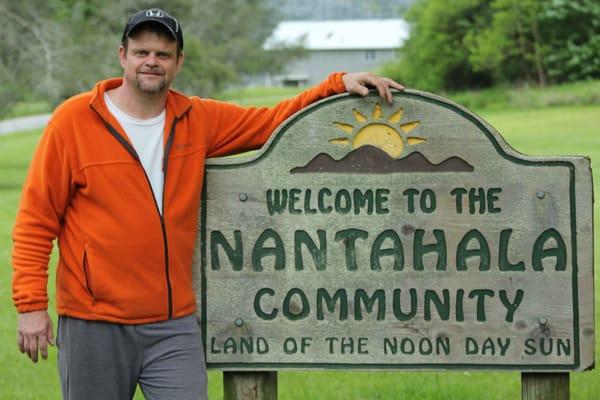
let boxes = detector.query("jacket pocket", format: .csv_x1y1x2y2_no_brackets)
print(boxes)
82,249,96,302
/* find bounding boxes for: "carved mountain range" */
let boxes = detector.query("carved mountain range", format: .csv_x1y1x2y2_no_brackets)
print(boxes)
290,145,474,174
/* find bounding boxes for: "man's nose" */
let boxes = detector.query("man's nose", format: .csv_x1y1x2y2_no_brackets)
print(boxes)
145,54,159,66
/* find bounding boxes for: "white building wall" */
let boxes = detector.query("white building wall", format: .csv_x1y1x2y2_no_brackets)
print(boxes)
273,49,397,86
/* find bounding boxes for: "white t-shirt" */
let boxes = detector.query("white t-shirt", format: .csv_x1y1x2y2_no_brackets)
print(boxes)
104,93,165,214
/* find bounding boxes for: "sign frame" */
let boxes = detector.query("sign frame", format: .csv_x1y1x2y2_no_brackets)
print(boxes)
194,90,594,372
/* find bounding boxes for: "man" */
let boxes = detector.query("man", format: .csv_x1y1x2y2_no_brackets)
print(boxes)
12,8,403,400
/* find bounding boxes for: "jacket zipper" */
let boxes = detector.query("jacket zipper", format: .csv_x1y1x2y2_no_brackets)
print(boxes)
96,109,179,320
161,119,178,319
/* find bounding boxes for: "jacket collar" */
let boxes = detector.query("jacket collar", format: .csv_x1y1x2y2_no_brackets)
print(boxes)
89,77,192,122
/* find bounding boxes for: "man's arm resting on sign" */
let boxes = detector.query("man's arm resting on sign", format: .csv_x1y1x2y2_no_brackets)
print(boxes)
204,72,405,158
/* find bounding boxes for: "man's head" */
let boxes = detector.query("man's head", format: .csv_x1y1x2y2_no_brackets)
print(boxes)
122,8,183,54
119,8,184,95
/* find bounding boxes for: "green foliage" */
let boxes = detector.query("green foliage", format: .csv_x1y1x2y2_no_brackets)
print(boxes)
172,0,304,95
383,0,600,91
0,0,297,117
445,79,600,110
382,0,494,92
541,0,600,83
467,0,547,85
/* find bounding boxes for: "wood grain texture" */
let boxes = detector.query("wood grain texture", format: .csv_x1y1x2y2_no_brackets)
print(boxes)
195,91,594,371
522,373,569,400
224,371,277,400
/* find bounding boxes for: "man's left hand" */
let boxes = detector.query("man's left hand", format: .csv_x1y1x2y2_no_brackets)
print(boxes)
342,72,404,105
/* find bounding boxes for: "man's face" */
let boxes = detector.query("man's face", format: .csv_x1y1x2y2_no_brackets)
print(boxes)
119,30,183,95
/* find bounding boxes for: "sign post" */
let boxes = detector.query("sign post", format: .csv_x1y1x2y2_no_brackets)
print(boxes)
522,373,569,400
194,91,594,399
223,371,277,400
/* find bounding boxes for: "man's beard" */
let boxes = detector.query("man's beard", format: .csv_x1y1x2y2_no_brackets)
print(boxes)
135,73,166,94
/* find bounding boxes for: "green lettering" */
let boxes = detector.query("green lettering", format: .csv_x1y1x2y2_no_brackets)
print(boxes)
437,337,450,355
335,229,368,270
240,337,253,354
375,189,390,214
294,230,327,270
254,288,277,320
353,189,373,215
558,339,571,356
210,230,243,271
419,338,433,355
499,229,525,271
469,289,494,321
499,289,524,322
383,338,397,354
401,338,415,354
488,187,502,213
370,229,404,271
354,289,386,320
469,188,486,214
540,338,553,356
318,188,333,213
532,228,567,271
414,229,447,270
424,289,450,320
456,229,490,271
252,229,285,271
403,188,419,213
392,288,417,321
304,189,317,214
224,337,237,353
289,188,302,214
266,189,287,215
283,288,310,320
420,189,436,213
257,337,269,354
317,288,348,320
455,289,465,322
524,338,536,355
466,337,478,355
334,189,352,214
451,187,467,213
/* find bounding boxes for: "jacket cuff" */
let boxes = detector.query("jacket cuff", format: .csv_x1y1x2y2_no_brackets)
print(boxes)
16,302,48,313
331,72,348,94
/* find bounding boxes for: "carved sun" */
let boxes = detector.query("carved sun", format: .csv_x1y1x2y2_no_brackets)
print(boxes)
329,103,426,158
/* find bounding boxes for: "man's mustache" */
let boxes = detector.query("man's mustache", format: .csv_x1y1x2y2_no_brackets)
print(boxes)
138,68,165,75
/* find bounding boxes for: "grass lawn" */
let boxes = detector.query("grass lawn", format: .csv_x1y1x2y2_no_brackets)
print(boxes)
1,103,598,399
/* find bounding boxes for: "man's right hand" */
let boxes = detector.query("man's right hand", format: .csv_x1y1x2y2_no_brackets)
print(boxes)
17,310,55,363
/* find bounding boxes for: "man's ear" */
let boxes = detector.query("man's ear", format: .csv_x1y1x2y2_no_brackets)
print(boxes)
176,51,185,73
118,44,127,69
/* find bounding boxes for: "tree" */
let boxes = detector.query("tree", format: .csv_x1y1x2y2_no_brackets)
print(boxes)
0,0,297,117
540,0,600,83
382,0,494,92
0,1,68,114
382,0,599,91
174,0,302,95
467,0,550,86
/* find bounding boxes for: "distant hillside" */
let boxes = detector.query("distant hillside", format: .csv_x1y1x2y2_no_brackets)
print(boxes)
269,0,414,20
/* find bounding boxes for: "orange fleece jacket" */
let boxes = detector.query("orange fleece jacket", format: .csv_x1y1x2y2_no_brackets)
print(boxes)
12,73,346,323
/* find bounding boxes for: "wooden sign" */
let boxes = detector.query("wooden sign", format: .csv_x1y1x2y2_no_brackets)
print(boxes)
194,91,594,371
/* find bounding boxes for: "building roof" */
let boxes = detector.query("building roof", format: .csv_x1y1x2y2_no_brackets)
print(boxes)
265,19,409,51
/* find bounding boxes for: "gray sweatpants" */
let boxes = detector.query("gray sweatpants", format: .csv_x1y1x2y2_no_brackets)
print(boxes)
57,314,208,400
